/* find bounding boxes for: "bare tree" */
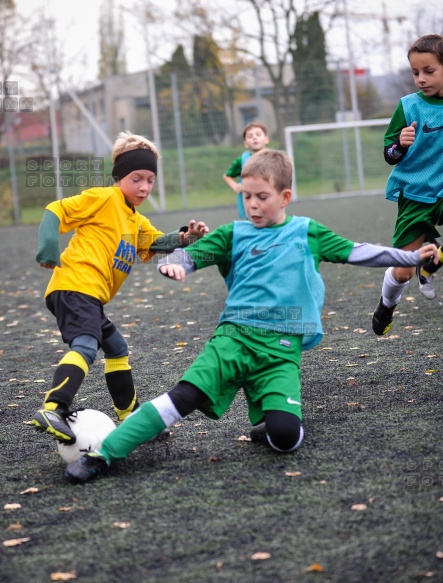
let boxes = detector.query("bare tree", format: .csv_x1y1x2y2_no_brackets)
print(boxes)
0,0,36,138
98,0,127,80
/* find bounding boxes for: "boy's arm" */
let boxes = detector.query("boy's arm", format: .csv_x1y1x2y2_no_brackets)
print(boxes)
157,249,196,281
383,101,409,165
35,210,61,268
347,242,437,267
223,174,243,194
149,221,209,253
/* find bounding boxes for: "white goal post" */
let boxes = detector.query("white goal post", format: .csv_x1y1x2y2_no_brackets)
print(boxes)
284,118,391,201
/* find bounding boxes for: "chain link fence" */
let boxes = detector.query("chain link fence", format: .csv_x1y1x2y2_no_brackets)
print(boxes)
0,64,413,226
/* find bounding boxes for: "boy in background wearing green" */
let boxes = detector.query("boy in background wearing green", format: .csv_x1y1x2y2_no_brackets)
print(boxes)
372,34,443,335
32,131,208,444
64,149,437,484
223,121,269,218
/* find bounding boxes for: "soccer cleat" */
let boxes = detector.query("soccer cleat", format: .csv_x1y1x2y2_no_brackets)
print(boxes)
416,266,436,300
250,422,267,443
372,296,397,336
31,408,76,444
64,452,109,484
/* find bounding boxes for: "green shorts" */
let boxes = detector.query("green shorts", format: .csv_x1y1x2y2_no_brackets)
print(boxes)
180,332,302,425
392,194,443,248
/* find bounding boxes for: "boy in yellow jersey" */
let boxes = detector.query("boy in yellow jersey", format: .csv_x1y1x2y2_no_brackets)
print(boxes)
31,131,208,444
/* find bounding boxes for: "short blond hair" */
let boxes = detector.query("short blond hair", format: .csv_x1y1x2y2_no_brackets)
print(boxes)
241,149,292,192
112,131,159,163
242,122,268,139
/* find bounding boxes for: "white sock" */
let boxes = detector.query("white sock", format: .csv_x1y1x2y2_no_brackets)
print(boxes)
151,393,182,425
381,267,409,308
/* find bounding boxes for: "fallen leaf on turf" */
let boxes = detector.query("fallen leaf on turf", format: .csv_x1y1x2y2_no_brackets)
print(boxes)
351,504,367,511
216,561,223,570
436,551,443,559
305,563,324,572
251,552,271,560
209,456,220,462
113,522,131,529
20,487,39,495
6,524,22,531
353,328,366,333
237,435,251,441
50,573,76,581
3,537,31,547
58,507,72,512
285,471,302,477
4,504,21,510
415,572,434,578
439,497,443,502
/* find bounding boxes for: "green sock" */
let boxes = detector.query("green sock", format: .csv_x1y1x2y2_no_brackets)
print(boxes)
99,401,167,464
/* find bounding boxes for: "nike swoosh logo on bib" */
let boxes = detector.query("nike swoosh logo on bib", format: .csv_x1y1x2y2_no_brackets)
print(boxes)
423,123,443,134
251,244,283,256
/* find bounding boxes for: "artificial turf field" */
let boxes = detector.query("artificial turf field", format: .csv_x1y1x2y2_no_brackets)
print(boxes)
1,195,442,583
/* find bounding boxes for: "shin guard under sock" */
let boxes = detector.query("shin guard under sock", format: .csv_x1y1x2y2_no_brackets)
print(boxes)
99,394,181,463
105,357,137,421
44,351,88,411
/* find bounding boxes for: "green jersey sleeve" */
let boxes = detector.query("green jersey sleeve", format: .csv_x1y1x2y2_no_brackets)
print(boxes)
307,219,354,268
185,224,233,278
224,157,243,178
384,100,407,146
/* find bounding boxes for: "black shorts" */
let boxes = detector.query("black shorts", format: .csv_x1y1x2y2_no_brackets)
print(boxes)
46,291,116,346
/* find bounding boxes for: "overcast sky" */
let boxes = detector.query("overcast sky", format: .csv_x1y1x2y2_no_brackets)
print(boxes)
15,0,436,86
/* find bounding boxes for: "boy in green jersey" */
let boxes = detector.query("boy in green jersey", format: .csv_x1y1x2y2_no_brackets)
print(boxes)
372,34,443,335
64,149,437,484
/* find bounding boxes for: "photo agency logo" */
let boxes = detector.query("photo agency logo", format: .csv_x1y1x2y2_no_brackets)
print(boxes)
1,81,33,112
26,157,115,188
404,458,443,488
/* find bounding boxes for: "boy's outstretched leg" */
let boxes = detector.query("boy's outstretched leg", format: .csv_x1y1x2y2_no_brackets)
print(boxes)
65,382,207,484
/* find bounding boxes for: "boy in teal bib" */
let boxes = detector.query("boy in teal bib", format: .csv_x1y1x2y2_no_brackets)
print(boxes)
64,150,437,484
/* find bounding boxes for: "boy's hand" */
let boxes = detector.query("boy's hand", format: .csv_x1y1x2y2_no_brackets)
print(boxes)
179,220,209,244
418,243,438,264
159,264,186,281
400,121,416,147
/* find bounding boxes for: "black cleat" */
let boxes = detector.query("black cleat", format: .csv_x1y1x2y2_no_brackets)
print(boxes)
31,408,76,444
250,422,267,443
65,452,109,484
372,296,397,336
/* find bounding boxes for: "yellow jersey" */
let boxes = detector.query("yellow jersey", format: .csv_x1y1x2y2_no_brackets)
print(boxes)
44,186,164,304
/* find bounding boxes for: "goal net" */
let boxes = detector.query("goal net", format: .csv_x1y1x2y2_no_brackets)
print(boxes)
284,119,391,201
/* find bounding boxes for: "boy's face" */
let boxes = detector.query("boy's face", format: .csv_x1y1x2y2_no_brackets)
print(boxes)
409,52,443,97
117,169,156,206
243,128,270,153
242,175,291,228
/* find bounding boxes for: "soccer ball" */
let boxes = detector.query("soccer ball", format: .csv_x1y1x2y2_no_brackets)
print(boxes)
56,409,116,464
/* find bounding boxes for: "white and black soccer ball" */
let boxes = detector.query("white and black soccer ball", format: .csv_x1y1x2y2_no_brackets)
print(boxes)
56,408,116,464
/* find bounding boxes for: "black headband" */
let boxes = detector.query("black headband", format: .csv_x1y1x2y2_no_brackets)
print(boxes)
112,148,157,180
